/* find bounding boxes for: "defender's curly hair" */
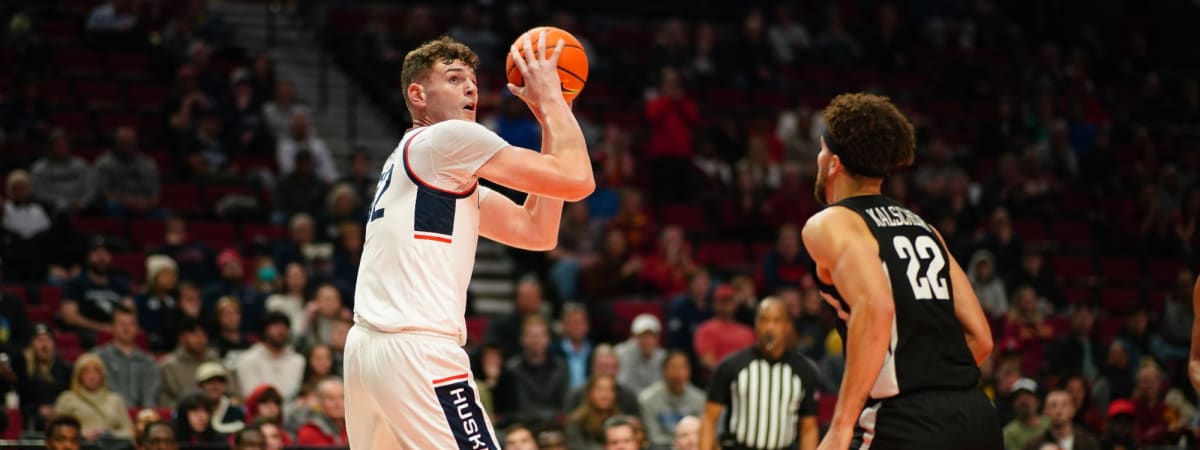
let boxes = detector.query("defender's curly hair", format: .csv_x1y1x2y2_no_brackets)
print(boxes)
400,36,480,108
822,93,916,177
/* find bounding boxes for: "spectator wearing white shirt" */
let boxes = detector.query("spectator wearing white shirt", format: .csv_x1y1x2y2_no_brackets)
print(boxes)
615,314,667,394
276,112,338,183
263,81,312,139
235,312,306,401
86,0,138,32
2,170,51,240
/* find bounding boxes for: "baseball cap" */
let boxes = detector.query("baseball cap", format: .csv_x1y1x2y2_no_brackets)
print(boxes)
195,362,228,383
89,235,112,252
216,248,240,268
1107,398,1135,418
32,323,54,338
630,314,661,335
713,284,734,300
1011,377,1038,396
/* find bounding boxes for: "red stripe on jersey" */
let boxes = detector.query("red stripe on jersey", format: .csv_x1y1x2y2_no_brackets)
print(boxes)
414,234,453,243
431,373,470,385
402,127,478,198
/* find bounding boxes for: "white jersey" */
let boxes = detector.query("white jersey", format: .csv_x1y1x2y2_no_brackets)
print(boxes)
354,120,508,346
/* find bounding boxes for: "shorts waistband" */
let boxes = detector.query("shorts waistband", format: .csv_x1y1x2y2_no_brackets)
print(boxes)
352,322,462,344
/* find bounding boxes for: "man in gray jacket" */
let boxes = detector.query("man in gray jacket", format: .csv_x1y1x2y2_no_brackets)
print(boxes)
94,305,159,407
158,318,223,407
30,128,95,213
639,352,705,449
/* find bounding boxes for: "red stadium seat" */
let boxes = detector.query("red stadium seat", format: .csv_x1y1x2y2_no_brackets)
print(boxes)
55,50,106,79
160,183,201,213
108,52,151,80
658,204,709,234
95,113,142,130
1099,289,1141,314
75,216,126,239
1,286,25,303
50,112,93,137
39,18,82,46
1050,221,1094,250
1011,219,1047,247
1051,256,1096,286
55,333,80,350
39,79,72,107
1099,258,1144,286
4,408,21,439
188,222,237,250
695,241,749,267
75,81,124,111
128,85,171,113
242,224,289,243
465,316,489,345
59,346,84,363
1063,288,1095,306
1146,259,1187,286
111,253,147,282
129,219,167,250
27,304,55,324
39,285,63,309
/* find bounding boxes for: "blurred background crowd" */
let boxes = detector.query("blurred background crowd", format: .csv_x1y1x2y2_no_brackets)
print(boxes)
1,0,1199,449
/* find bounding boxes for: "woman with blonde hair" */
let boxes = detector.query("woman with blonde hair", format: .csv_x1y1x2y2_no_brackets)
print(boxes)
566,375,622,450
52,353,134,441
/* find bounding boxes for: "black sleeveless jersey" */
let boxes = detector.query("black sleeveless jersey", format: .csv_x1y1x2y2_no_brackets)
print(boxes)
814,195,980,400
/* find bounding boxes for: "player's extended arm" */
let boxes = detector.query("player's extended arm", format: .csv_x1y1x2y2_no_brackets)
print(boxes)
933,228,994,365
1189,275,1200,391
799,416,819,450
803,209,894,450
698,402,724,450
475,34,594,202
478,93,570,250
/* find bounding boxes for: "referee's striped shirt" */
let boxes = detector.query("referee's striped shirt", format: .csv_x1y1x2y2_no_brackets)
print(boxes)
706,346,821,450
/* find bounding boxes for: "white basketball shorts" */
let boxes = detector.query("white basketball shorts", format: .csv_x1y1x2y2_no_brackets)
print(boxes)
344,324,499,449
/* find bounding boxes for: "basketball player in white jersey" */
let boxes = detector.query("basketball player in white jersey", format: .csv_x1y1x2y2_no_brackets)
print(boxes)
343,33,593,449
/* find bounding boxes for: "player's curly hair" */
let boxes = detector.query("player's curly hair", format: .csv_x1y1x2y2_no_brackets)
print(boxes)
400,36,480,108
822,93,916,178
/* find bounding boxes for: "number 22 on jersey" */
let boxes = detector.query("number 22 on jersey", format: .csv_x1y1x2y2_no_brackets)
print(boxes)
369,165,394,222
892,235,950,301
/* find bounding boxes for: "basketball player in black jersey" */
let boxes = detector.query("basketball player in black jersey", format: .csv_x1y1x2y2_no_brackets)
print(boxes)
804,93,1002,450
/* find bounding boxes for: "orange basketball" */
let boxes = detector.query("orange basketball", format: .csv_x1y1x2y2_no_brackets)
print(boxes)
505,26,588,102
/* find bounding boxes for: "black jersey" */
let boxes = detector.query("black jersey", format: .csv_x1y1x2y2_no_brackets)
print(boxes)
814,195,979,400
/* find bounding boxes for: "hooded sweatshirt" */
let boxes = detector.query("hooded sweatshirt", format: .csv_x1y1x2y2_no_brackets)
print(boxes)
968,249,1009,317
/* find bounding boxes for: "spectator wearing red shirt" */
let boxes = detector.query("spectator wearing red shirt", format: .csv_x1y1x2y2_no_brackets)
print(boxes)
640,226,696,298
693,285,754,372
645,68,701,203
999,285,1053,375
609,188,657,254
295,377,347,446
1130,362,1172,445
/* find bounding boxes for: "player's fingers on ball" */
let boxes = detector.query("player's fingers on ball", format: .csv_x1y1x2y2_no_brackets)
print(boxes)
510,45,530,73
537,29,548,60
522,33,537,66
549,39,565,65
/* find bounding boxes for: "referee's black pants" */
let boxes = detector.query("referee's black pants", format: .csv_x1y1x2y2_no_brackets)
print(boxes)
851,388,1003,450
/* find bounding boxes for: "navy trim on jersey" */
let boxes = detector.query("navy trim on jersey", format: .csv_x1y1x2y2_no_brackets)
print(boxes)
402,127,478,199
434,380,498,450
414,188,456,237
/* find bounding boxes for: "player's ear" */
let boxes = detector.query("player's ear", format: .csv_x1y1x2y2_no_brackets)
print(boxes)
829,154,844,177
407,82,426,108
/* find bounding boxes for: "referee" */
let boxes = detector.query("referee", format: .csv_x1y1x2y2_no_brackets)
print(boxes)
700,298,821,450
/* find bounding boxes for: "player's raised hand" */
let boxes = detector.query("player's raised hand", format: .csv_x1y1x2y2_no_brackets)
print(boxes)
507,29,566,109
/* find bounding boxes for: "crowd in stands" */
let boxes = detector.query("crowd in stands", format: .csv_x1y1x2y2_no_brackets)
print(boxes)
0,0,1199,449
